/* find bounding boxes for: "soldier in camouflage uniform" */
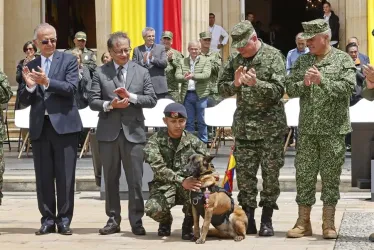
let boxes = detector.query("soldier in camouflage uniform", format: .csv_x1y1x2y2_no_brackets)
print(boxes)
285,19,356,240
217,20,287,237
199,31,223,106
65,31,97,76
161,31,184,102
0,70,14,205
362,64,374,242
144,103,208,240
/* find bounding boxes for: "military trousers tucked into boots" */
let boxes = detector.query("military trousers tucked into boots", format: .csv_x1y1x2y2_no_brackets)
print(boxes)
234,135,284,210
295,134,345,206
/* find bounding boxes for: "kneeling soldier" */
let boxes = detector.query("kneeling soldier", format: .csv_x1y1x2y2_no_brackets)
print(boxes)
144,103,210,240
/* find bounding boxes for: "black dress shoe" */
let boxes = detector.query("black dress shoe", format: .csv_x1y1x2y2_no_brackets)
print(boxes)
57,224,73,235
35,225,56,235
132,226,146,235
99,223,121,235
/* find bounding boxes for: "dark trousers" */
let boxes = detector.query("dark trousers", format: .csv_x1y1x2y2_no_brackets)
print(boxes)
99,132,145,227
32,117,79,226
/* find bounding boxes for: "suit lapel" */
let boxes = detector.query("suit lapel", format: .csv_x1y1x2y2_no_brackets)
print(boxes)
48,51,60,77
125,61,135,89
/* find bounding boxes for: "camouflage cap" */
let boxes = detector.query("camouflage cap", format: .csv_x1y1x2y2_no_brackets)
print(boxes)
75,31,87,41
300,19,330,40
199,31,212,39
161,31,173,39
231,20,255,48
164,103,187,119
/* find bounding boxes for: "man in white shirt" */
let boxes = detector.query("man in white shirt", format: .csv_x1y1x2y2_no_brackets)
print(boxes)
208,13,229,52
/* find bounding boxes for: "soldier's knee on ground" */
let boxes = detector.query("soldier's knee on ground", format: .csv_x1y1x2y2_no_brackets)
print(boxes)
145,199,172,223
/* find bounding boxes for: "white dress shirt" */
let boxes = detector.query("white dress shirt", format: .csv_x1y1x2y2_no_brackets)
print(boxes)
26,54,54,115
209,24,229,52
187,57,199,91
103,61,138,112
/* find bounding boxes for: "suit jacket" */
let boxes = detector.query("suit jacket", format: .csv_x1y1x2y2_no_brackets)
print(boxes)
18,51,83,140
358,53,370,66
132,44,168,94
89,60,157,143
324,11,340,42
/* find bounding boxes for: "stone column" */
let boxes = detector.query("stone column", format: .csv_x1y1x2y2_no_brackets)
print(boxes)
182,0,210,55
0,0,4,70
3,0,41,86
345,0,368,55
95,0,111,66
209,0,240,60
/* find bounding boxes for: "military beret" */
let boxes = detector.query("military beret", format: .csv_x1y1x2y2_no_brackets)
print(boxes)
199,31,212,39
230,20,255,48
164,103,187,119
161,31,173,39
75,31,87,41
300,19,330,40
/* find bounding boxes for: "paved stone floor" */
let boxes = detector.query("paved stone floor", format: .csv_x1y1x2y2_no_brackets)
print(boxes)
0,192,373,250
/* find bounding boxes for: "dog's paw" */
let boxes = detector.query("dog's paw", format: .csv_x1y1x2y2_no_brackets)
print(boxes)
195,238,206,244
234,235,244,242
191,235,199,242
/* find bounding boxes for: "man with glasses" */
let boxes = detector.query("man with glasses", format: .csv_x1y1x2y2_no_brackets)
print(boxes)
65,31,97,76
217,20,287,237
89,31,157,236
19,23,83,235
133,27,168,99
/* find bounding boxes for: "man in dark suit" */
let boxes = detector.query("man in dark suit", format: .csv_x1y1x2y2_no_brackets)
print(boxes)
19,23,82,235
347,37,370,66
133,27,168,99
89,32,157,236
322,1,340,48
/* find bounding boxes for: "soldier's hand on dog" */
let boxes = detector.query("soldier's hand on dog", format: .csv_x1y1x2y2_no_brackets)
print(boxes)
182,177,201,192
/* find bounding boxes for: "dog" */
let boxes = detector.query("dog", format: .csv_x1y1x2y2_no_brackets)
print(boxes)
185,154,248,244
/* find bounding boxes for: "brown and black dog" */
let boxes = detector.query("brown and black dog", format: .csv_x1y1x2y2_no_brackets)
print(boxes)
185,154,248,244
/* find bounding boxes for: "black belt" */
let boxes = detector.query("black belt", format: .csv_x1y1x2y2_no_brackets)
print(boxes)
187,90,196,93
44,115,50,120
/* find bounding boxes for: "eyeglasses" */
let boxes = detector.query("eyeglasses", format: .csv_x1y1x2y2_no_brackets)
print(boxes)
40,38,57,45
24,48,34,52
111,48,132,55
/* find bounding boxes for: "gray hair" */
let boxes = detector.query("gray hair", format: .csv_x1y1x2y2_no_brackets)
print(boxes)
295,32,304,40
188,40,200,48
142,27,155,37
107,32,131,50
33,23,57,40
319,29,332,41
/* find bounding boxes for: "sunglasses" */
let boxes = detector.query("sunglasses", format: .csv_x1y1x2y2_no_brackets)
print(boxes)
40,38,57,45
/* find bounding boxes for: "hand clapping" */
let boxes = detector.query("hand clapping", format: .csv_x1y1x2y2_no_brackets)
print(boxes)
363,64,374,89
304,66,321,86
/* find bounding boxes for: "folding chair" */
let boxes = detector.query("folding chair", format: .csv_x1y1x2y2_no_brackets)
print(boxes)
14,106,31,158
78,106,99,158
284,98,300,153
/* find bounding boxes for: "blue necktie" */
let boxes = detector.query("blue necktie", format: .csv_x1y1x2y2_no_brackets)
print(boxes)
44,58,50,76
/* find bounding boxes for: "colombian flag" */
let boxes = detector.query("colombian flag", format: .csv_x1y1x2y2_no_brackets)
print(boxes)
222,146,235,193
111,0,182,52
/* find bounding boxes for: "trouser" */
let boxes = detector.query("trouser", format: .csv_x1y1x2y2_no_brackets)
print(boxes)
0,143,4,191
234,134,284,209
295,134,345,206
145,182,191,224
184,91,208,143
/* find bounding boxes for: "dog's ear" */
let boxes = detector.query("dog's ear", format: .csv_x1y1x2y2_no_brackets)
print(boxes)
203,155,215,164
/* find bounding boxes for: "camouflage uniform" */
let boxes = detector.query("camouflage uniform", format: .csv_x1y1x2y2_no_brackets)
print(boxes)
65,31,97,75
0,70,14,204
199,31,223,104
217,21,287,210
285,20,356,207
144,130,208,224
162,31,184,103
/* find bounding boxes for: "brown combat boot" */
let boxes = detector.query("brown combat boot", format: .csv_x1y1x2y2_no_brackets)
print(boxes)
322,205,337,239
286,205,312,238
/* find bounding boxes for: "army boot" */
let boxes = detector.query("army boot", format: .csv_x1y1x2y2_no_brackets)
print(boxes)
0,191,3,205
244,207,257,234
259,207,274,236
158,222,172,237
181,215,194,240
287,205,312,238
322,205,337,239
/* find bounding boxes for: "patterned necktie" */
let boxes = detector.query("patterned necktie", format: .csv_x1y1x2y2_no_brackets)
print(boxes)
117,66,124,83
44,58,50,76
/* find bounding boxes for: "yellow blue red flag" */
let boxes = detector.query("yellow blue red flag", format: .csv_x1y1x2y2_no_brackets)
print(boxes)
222,146,235,192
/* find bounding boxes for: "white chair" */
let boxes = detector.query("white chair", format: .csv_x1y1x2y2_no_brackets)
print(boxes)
78,106,99,158
284,98,300,153
14,106,31,159
205,98,237,154
350,99,374,123
143,98,175,127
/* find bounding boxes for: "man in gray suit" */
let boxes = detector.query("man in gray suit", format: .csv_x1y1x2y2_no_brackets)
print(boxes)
89,32,157,236
133,27,168,99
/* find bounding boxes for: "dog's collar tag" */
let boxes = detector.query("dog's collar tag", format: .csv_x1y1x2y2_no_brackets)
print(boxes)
204,188,210,208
